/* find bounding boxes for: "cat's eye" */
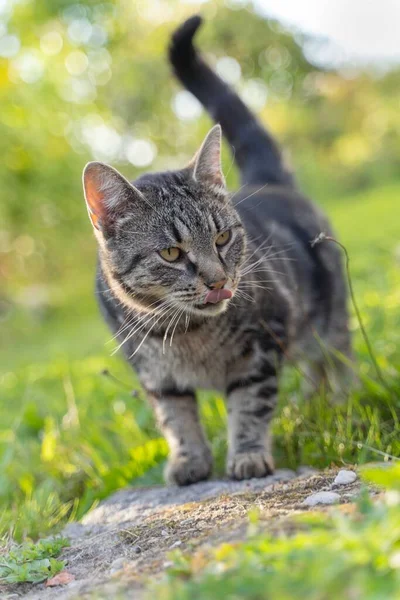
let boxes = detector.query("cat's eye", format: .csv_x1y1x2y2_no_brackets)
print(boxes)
159,247,182,262
215,230,231,247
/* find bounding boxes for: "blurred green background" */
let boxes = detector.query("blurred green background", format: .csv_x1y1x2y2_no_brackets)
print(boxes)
1,0,400,369
0,0,399,541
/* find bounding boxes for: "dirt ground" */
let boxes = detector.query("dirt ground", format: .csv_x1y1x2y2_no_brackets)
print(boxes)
3,467,372,600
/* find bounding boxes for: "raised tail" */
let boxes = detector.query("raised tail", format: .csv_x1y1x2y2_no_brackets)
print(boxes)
169,15,295,188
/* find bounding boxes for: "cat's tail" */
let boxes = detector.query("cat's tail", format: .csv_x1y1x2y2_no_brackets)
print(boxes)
169,15,295,187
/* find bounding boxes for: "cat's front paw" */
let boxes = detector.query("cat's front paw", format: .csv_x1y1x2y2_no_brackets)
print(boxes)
227,451,274,480
165,451,213,486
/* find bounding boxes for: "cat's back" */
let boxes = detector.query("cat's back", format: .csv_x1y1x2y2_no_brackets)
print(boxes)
233,184,332,244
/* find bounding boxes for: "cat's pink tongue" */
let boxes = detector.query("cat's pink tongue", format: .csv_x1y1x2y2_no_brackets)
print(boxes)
204,289,233,304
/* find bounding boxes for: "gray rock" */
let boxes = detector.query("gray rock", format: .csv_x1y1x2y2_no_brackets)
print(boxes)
334,470,357,486
303,491,341,506
297,466,318,478
109,557,129,574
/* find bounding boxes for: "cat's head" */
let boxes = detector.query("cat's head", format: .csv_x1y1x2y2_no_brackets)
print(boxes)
82,125,246,318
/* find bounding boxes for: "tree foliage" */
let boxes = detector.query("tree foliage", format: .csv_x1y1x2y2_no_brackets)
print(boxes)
1,0,399,296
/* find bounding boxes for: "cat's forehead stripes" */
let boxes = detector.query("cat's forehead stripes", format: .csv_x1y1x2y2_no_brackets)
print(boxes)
207,213,218,232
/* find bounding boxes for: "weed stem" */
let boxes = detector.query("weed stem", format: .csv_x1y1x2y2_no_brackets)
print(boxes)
311,233,389,392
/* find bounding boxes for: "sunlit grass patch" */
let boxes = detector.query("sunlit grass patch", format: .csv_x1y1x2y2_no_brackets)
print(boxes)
0,357,167,540
150,466,400,600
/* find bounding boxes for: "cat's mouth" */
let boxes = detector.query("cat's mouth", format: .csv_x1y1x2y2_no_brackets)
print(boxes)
204,288,233,304
191,288,233,315
192,301,230,316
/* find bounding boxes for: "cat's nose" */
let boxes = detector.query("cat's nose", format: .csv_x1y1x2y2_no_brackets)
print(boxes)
206,278,227,290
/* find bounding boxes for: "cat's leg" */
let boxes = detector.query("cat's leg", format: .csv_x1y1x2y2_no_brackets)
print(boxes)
147,390,212,486
226,354,280,480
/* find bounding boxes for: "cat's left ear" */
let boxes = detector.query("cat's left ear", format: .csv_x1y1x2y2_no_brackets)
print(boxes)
82,161,143,235
190,124,226,189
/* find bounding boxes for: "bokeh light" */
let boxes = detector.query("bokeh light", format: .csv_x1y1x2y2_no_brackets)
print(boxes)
67,18,93,45
65,50,89,76
241,79,268,111
0,34,20,58
216,56,242,85
40,31,63,56
172,91,203,121
125,138,157,168
10,50,44,83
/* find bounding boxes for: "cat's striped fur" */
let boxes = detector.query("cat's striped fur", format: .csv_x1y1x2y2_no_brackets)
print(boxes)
83,16,351,485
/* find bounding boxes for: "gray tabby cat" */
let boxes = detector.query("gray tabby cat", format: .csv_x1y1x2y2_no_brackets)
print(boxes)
82,16,351,486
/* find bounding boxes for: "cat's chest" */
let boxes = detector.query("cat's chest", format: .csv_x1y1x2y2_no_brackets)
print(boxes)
137,323,240,392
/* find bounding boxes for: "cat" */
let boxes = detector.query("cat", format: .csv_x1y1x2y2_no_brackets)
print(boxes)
82,15,351,486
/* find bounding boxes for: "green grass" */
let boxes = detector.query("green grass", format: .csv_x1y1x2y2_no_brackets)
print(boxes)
0,537,69,584
0,182,399,542
150,465,400,600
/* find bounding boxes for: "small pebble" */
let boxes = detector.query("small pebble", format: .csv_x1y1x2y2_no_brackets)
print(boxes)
334,470,357,486
161,529,170,537
303,491,341,506
297,466,318,478
109,557,128,574
169,540,182,549
132,545,142,554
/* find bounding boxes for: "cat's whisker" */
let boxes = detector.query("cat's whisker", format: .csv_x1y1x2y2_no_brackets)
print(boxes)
239,280,276,290
129,308,173,359
163,306,182,354
241,255,295,277
241,247,289,270
243,247,290,266
242,268,289,279
243,233,264,247
234,289,255,303
184,313,191,334
239,284,273,290
241,243,272,268
126,305,176,348
232,183,269,207
109,298,171,343
170,308,185,347
244,240,295,262
112,304,155,337
241,232,274,266
226,182,247,202
240,283,272,292
241,267,289,279
241,279,276,283
162,307,180,353
242,267,286,276
115,302,175,355
113,313,146,339
110,316,138,342
112,314,154,355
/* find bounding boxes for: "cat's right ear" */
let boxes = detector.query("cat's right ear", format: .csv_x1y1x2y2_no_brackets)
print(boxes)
190,125,226,189
82,162,144,235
